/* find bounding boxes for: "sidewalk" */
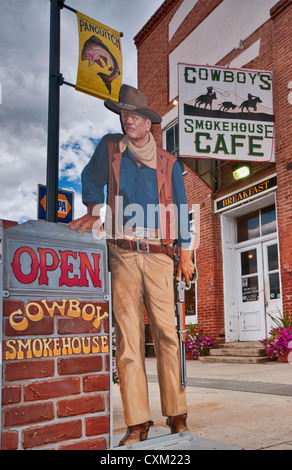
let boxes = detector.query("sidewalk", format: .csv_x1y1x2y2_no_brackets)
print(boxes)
112,358,292,450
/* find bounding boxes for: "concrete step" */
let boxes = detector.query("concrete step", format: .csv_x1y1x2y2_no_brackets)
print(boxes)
199,355,274,364
214,341,263,349
210,347,266,357
113,426,241,450
198,341,274,364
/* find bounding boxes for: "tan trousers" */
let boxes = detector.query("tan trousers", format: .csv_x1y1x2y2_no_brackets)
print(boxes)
109,244,187,426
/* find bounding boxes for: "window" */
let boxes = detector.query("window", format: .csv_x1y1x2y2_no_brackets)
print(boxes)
241,249,259,302
189,210,195,234
237,205,276,243
261,205,277,236
166,122,179,157
185,209,198,323
241,249,257,276
267,243,281,300
165,121,185,173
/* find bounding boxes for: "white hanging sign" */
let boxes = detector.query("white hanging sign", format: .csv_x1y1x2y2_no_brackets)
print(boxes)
178,63,275,162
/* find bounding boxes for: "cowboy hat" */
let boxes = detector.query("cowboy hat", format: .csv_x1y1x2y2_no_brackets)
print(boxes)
104,84,162,124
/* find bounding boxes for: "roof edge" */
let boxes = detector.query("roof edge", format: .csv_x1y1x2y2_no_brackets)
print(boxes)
270,0,291,18
134,0,178,47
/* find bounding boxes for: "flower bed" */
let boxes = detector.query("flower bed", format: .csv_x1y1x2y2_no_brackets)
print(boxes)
260,326,292,360
186,325,216,360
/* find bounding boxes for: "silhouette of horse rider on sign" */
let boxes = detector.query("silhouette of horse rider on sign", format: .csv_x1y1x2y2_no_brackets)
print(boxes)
195,87,217,110
239,93,262,112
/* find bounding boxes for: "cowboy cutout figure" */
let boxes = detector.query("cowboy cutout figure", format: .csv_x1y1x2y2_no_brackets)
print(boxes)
70,84,194,446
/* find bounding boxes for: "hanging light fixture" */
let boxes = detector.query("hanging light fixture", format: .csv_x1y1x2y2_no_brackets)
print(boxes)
232,162,251,180
227,39,244,68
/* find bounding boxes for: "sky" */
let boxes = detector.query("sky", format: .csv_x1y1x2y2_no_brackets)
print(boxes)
0,0,163,223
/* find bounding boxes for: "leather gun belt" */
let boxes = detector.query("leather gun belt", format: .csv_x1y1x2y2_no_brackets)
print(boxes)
107,239,174,259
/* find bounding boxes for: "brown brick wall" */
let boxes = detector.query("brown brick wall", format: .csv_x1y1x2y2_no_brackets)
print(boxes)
137,0,292,338
270,0,292,312
1,297,110,450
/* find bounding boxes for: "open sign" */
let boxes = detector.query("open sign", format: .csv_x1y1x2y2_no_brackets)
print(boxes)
11,246,101,288
3,221,109,299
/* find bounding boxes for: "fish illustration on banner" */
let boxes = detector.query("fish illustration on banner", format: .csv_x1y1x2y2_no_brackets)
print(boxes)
76,12,123,102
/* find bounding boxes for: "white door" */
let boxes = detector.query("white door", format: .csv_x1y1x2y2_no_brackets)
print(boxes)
237,244,266,341
263,240,282,332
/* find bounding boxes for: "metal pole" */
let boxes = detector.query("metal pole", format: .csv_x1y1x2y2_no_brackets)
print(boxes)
46,0,61,222
0,221,3,438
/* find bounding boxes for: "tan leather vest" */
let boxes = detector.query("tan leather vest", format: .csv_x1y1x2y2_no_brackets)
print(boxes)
105,134,177,245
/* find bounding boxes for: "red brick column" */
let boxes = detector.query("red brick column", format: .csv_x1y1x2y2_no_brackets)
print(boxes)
1,298,110,450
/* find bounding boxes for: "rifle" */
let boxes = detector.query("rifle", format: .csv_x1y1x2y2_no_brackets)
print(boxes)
174,246,197,389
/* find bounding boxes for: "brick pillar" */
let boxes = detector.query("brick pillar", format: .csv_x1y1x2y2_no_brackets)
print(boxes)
1,221,112,450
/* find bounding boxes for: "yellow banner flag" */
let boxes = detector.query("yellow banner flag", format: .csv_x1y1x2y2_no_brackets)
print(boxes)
76,12,123,102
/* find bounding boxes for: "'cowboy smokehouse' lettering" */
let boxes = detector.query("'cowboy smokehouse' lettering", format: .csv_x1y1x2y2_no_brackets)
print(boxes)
4,335,109,360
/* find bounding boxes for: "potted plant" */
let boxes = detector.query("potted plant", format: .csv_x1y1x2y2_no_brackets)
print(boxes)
260,311,292,363
185,324,216,360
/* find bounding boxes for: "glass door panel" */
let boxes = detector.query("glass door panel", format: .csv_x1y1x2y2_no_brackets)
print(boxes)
237,244,266,341
241,249,259,303
263,241,282,333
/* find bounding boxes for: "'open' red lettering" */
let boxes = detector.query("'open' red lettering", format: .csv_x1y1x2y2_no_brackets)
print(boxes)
11,246,101,288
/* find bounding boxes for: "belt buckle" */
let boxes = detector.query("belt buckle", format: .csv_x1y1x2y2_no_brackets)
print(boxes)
136,241,150,253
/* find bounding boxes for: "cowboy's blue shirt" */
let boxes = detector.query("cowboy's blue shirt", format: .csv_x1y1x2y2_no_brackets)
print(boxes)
81,135,191,247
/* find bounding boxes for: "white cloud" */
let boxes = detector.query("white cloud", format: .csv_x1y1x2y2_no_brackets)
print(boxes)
0,0,163,222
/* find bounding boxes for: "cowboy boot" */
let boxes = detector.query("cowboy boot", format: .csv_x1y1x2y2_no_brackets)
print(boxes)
119,420,154,446
166,413,189,434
